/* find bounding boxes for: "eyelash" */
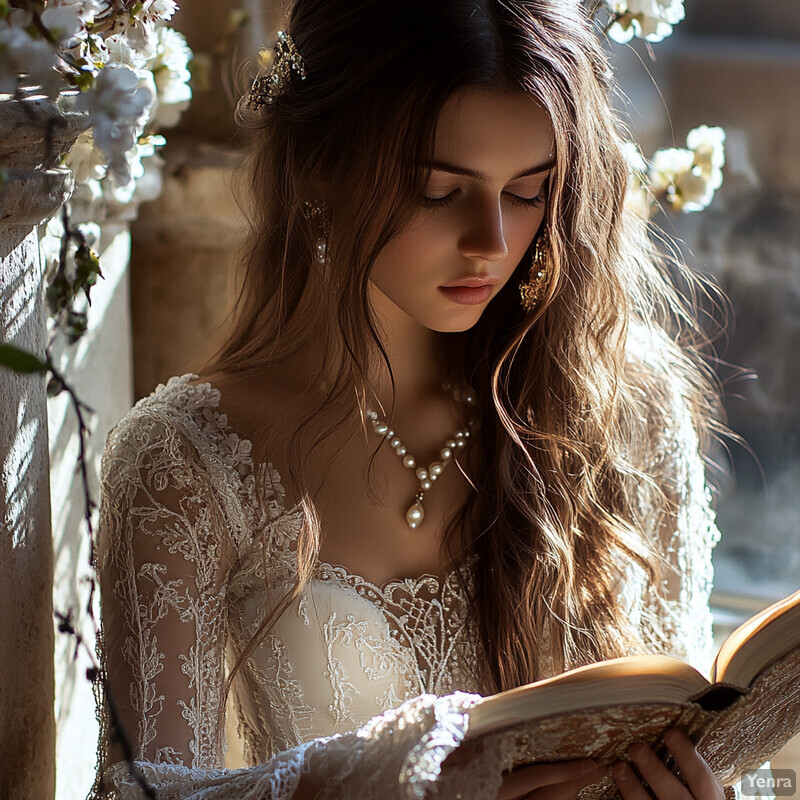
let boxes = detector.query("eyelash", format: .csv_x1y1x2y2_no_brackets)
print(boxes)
421,182,549,210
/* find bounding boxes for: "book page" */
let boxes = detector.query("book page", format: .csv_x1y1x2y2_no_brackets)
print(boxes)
712,588,800,686
468,655,709,739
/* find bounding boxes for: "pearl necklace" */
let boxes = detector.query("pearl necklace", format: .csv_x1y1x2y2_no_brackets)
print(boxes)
365,385,476,529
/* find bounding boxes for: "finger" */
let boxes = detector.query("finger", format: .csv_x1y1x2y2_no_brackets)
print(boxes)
627,741,692,799
663,729,724,799
524,763,606,800
497,759,600,800
613,759,657,800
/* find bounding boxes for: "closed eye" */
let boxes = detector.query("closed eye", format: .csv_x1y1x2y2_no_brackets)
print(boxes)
420,191,459,209
505,192,546,209
421,179,549,210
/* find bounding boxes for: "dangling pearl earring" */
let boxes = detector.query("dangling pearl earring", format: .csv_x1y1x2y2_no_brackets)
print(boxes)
302,199,330,265
315,236,327,265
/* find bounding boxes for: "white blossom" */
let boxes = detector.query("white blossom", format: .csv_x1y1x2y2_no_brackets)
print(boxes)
6,7,34,28
606,0,685,43
621,140,652,217
46,0,108,71
111,0,178,61
649,147,694,194
104,31,149,69
686,124,726,184
106,133,165,206
40,7,83,45
3,0,188,220
0,24,60,95
147,26,192,128
47,0,106,26
648,125,726,213
671,169,716,212
64,129,107,184
621,140,647,174
75,63,154,185
139,0,179,24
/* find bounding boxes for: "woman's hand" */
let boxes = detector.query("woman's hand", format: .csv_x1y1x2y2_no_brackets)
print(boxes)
496,758,605,800
441,739,605,800
612,728,726,799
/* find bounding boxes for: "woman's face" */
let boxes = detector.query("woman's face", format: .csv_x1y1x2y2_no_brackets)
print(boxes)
369,87,555,333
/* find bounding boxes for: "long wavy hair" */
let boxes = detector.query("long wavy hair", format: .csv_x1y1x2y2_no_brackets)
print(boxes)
201,0,729,713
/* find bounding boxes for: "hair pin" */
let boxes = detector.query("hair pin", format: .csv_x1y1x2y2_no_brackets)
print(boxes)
246,30,306,111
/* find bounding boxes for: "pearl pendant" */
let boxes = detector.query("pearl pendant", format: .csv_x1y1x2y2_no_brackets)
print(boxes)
405,501,425,529
365,382,476,530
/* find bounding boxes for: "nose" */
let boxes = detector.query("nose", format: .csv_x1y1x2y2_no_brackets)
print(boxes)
457,197,509,263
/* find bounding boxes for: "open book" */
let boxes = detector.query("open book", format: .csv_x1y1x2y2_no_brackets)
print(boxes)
464,588,800,792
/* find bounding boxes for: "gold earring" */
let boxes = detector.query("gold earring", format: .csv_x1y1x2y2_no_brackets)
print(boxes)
519,228,551,311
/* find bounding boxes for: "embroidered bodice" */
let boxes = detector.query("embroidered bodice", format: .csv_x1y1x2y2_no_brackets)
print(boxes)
90,354,752,800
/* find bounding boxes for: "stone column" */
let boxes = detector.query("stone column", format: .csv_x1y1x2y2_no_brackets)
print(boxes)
0,91,88,800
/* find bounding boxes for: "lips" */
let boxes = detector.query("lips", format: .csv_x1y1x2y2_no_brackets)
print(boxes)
438,285,494,305
440,276,499,289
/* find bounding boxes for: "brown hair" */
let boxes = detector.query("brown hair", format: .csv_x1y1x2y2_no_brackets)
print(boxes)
202,0,729,713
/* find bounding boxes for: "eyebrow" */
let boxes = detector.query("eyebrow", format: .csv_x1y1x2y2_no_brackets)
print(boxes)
426,157,555,181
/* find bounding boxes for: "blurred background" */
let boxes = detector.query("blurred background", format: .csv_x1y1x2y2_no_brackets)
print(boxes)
42,0,798,795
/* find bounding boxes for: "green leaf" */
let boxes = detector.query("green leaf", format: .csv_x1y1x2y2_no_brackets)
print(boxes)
65,311,88,345
47,374,66,398
0,343,49,374
74,244,103,305
73,70,95,93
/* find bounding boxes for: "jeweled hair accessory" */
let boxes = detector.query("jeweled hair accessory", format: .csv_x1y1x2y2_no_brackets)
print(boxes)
246,30,306,111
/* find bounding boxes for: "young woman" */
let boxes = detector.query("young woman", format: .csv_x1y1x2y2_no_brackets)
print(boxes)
91,0,744,798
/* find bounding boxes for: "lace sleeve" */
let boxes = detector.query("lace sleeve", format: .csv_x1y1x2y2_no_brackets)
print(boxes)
641,378,722,677
91,407,508,800
93,409,237,781
100,691,513,800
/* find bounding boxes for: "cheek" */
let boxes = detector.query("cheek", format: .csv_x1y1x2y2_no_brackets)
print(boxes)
513,206,547,245
371,219,450,289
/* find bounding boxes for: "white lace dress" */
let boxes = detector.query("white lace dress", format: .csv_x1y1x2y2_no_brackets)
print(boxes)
91,369,751,800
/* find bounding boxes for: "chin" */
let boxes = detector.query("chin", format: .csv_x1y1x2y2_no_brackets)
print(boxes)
423,307,486,333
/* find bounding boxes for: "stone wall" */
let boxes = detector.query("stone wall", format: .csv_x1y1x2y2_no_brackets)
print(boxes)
0,91,88,800
1,224,56,800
